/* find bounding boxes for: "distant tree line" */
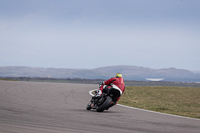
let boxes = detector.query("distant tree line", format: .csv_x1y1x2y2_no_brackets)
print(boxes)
1,77,200,87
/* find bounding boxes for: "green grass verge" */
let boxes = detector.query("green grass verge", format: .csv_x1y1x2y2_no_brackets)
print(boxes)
0,78,17,81
118,86,200,119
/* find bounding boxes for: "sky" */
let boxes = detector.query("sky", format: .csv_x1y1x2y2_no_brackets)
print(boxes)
0,0,200,71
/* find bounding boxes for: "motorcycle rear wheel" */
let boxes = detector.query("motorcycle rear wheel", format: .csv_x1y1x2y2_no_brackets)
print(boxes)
96,96,112,112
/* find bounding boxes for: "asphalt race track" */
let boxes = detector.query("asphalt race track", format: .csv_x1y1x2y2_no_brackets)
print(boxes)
0,81,200,133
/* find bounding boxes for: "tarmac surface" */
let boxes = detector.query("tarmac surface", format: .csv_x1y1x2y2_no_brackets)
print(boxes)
0,80,200,133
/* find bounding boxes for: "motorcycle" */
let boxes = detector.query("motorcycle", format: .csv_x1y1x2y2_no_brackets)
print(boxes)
86,86,121,112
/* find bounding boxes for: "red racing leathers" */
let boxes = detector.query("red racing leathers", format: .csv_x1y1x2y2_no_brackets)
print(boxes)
98,77,125,101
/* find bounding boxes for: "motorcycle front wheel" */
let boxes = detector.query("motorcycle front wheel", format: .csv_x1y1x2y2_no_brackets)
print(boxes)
86,102,92,110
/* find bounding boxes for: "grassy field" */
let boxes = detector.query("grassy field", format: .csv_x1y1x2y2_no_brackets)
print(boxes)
118,86,200,119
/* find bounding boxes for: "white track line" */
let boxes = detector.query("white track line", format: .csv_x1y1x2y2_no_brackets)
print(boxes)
89,89,200,121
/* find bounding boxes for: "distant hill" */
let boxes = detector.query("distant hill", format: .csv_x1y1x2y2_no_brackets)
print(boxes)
0,66,200,82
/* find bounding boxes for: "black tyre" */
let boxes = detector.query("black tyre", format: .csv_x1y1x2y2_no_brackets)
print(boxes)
86,105,91,110
96,96,112,112
86,104,92,110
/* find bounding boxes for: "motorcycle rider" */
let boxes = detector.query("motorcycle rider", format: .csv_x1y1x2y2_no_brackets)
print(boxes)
92,73,125,107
